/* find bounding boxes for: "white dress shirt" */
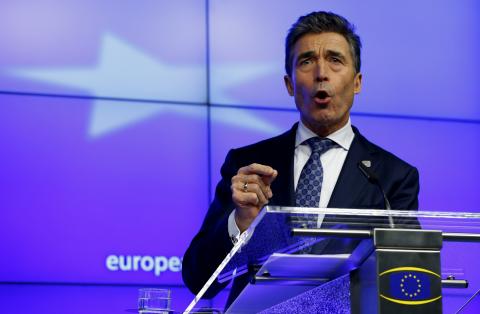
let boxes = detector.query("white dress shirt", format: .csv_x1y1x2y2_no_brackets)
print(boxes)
228,119,355,243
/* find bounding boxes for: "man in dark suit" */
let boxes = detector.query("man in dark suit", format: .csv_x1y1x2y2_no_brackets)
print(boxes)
182,11,419,307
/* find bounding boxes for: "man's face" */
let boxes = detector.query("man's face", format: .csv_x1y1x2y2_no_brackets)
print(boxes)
284,32,362,136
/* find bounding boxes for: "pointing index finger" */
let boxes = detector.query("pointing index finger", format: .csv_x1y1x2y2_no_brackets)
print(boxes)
238,163,278,185
238,163,276,177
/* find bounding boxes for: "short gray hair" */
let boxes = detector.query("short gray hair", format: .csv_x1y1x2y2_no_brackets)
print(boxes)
285,11,362,76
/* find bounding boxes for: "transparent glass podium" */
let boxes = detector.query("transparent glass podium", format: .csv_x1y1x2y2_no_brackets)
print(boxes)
185,207,480,313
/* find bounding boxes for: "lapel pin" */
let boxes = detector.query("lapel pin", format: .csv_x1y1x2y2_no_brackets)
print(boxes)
361,160,371,168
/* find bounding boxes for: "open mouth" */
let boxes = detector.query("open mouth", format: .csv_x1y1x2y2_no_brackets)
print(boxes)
313,90,331,104
316,90,329,99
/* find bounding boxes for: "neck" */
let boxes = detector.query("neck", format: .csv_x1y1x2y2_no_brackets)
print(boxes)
302,118,349,138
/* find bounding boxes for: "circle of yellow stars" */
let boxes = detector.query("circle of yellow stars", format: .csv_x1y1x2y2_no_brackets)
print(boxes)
400,273,422,298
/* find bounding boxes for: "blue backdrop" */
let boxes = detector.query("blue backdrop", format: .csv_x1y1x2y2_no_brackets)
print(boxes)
0,0,479,312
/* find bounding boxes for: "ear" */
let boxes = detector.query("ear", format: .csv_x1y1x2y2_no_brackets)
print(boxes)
354,72,362,94
284,75,294,96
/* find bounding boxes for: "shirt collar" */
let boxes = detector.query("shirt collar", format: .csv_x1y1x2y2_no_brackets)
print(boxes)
295,118,355,151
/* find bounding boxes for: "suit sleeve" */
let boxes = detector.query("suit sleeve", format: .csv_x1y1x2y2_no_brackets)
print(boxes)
182,149,238,298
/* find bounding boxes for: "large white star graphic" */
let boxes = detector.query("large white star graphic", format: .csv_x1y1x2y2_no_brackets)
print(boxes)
7,33,281,138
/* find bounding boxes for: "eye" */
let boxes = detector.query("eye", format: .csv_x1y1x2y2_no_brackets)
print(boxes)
330,56,342,63
300,58,313,66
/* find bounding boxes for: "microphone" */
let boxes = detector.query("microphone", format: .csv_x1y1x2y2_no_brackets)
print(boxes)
358,161,394,228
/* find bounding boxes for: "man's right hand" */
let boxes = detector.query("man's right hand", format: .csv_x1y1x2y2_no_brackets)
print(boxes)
231,163,278,232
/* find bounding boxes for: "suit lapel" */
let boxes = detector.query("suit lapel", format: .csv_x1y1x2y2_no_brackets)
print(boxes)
328,127,379,208
270,124,297,207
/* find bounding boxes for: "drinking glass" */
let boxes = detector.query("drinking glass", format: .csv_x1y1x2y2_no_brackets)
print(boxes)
138,288,171,313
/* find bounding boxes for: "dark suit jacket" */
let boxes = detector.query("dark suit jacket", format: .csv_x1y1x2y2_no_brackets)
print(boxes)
182,123,419,307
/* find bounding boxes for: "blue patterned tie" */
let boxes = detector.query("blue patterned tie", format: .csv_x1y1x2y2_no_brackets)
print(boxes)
295,137,336,228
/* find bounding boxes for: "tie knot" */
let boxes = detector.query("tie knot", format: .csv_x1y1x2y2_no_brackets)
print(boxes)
305,137,336,155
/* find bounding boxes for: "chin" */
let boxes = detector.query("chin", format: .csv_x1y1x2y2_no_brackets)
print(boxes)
312,113,335,125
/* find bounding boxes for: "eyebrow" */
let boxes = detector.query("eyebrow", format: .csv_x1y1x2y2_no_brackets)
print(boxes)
296,50,316,62
325,49,346,60
296,49,347,63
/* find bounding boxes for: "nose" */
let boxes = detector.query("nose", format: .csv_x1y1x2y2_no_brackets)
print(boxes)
314,59,329,82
